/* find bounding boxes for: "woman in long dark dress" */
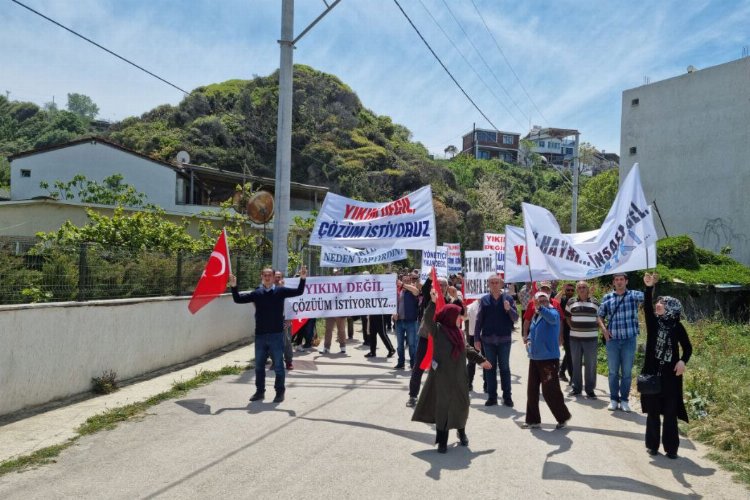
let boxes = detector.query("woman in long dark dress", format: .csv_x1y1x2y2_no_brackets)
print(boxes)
412,302,491,453
640,273,693,459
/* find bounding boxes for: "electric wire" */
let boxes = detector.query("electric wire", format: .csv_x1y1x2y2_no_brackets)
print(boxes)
415,0,526,130
392,0,499,130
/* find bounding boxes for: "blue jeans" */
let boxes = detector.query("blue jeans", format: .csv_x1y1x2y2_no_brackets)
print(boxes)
606,336,637,402
395,320,418,367
482,340,512,400
255,332,285,393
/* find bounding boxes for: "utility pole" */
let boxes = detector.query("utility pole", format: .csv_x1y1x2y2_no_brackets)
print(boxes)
571,132,580,232
272,0,342,274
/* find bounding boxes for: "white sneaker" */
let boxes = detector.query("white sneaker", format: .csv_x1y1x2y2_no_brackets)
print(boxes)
295,345,307,352
340,346,346,353
319,347,330,354
620,401,632,413
608,401,619,411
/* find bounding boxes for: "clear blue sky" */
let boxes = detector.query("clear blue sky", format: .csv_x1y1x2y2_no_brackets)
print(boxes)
3,0,749,157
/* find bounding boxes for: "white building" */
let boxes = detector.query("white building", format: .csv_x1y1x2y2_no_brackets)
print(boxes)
524,126,579,170
620,57,750,266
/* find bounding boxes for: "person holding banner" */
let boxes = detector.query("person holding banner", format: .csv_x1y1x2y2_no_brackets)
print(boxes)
412,304,491,453
393,274,420,369
229,266,307,404
597,273,645,412
474,275,519,407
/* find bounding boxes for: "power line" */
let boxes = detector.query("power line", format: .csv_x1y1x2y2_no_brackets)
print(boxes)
438,0,530,127
415,0,526,131
10,0,190,95
468,0,549,126
392,0,498,130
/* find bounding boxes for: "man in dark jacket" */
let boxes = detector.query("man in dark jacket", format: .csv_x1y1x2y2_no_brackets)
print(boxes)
229,266,307,403
474,274,518,407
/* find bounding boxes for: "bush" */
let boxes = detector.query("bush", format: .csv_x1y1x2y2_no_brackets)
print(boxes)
657,235,700,269
91,370,118,394
695,246,733,265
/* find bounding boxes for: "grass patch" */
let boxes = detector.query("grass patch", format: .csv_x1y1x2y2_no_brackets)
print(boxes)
0,442,75,475
0,364,248,476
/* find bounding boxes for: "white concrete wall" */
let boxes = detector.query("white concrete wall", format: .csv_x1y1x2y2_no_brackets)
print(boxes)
0,295,255,417
10,141,180,211
621,57,750,266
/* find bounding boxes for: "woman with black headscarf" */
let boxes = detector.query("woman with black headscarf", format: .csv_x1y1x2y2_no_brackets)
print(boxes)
412,301,491,453
641,273,693,459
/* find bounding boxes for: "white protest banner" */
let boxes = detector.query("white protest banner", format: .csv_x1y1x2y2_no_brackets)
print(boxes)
309,185,436,250
463,250,496,298
522,163,657,280
504,225,571,283
483,233,506,273
320,246,407,267
420,246,448,282
283,274,397,319
444,243,462,275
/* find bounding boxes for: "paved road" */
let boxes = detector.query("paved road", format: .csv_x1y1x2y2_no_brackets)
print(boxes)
0,330,744,499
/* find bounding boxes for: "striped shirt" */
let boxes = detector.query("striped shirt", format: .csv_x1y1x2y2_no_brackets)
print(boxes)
597,290,645,339
565,297,600,339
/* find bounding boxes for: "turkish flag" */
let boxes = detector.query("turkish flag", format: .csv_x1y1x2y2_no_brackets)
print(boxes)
420,266,445,370
188,229,231,314
291,318,308,335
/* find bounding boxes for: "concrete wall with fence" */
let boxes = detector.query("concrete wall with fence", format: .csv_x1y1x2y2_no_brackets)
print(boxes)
0,294,254,417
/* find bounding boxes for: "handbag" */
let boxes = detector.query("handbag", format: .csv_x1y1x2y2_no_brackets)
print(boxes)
637,373,662,395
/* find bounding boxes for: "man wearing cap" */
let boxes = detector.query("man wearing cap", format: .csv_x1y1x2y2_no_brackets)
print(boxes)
597,273,645,412
522,281,564,343
474,274,518,407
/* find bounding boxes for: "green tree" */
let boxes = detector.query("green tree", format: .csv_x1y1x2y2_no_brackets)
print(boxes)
39,173,147,207
578,169,618,230
66,93,99,119
0,157,9,187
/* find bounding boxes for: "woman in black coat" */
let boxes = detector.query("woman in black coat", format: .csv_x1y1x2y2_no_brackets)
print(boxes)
412,302,491,453
640,273,693,459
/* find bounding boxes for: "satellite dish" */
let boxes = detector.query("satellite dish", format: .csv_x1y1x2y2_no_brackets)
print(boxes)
176,151,191,165
246,191,274,224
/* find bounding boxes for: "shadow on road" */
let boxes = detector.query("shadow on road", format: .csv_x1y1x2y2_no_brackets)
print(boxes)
297,416,434,444
649,455,715,489
412,447,495,480
542,461,702,499
175,399,297,418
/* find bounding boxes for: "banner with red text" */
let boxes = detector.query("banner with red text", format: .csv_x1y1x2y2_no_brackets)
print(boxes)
444,243,462,275
282,274,397,319
309,186,436,250
483,232,506,273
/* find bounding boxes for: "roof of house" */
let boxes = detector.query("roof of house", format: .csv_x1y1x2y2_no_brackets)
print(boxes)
524,127,580,140
8,136,329,194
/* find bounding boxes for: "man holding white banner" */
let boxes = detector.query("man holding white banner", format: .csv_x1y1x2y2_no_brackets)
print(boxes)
522,164,657,280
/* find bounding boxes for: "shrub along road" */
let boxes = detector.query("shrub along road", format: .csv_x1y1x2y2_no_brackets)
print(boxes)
0,327,744,498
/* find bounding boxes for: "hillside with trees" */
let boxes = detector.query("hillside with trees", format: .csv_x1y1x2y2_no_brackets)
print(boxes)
1,65,617,247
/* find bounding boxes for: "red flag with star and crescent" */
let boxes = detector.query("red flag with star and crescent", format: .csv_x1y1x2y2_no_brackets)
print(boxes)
419,266,446,370
188,228,231,314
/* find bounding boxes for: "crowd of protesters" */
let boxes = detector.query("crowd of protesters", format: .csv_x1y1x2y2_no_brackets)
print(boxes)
230,267,691,459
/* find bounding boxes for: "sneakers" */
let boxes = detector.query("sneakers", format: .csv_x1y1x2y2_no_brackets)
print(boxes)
295,345,307,352
608,400,619,411
319,347,330,354
340,346,347,353
503,398,514,408
273,391,285,403
386,350,396,358
586,392,597,399
249,391,265,402
569,390,582,397
620,401,632,413
521,422,541,429
485,398,498,407
555,417,571,430
394,363,405,369
406,397,417,408
364,352,376,358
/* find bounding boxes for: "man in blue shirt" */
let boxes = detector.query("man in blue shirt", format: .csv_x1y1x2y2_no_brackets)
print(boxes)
474,274,518,407
229,266,307,403
597,273,645,412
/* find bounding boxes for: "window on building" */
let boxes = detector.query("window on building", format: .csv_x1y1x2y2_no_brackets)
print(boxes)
565,147,573,155
478,150,491,160
502,134,514,145
476,130,497,143
538,140,545,147
631,98,639,106
629,146,637,155
20,169,31,178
